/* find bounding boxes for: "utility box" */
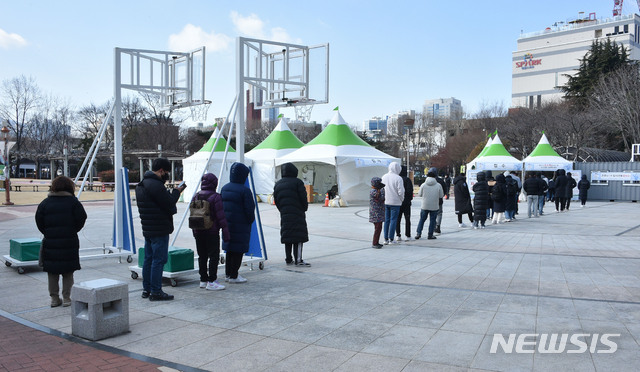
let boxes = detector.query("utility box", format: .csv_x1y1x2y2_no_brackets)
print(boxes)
71,278,129,341
305,185,314,203
137,246,194,272
9,238,41,262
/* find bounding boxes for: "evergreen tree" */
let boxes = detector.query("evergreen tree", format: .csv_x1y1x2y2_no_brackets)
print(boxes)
560,39,629,107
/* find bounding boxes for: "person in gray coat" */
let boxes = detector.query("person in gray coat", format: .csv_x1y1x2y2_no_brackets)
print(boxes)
415,171,444,240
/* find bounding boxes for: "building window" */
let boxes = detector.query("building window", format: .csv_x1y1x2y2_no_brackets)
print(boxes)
595,29,602,38
537,95,541,108
614,26,619,34
529,96,534,109
624,24,629,33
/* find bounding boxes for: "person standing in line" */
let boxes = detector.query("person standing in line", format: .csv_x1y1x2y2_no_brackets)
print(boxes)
565,172,578,210
415,171,443,240
453,173,473,227
505,171,522,215
273,163,310,265
553,169,569,212
443,174,452,199
35,176,87,307
522,173,541,218
486,173,496,220
504,175,518,222
369,177,385,248
428,167,447,234
136,158,186,301
538,173,549,215
191,173,229,291
547,177,556,202
577,174,591,207
395,166,414,241
491,174,507,224
472,171,489,229
221,162,256,282
381,162,405,245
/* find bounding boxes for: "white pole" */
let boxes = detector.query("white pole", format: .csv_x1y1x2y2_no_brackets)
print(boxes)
114,48,124,250
236,37,245,163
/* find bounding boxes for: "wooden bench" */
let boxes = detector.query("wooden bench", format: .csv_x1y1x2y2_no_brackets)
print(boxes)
9,182,51,192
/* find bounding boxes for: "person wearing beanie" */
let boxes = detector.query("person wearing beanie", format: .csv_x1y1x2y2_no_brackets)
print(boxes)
565,172,578,210
415,171,443,239
577,174,591,207
395,165,413,241
369,177,385,248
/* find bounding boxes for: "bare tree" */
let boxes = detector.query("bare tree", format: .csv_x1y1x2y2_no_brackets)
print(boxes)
0,75,41,175
76,101,112,153
590,64,640,151
138,93,185,151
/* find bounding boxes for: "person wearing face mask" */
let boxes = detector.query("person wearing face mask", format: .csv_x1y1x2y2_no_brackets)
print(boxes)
135,158,186,301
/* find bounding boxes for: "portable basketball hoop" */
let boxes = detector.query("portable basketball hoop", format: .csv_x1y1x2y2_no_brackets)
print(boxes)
189,100,212,123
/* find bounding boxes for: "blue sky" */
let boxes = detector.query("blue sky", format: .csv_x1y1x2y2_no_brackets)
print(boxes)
0,1,629,127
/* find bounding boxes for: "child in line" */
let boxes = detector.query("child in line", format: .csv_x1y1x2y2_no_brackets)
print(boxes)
369,177,385,248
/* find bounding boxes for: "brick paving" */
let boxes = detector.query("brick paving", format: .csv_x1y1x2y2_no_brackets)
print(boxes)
0,316,163,372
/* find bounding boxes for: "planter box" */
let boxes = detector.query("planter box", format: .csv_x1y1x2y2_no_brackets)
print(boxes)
137,246,194,272
9,238,41,262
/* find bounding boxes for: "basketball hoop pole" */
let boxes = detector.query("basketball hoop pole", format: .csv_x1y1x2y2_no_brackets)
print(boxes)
236,37,246,163
114,48,124,250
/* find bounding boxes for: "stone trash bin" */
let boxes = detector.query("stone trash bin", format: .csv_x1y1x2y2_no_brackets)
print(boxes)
71,278,129,341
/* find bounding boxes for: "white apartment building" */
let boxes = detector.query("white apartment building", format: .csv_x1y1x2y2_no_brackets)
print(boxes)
512,13,640,108
423,98,462,120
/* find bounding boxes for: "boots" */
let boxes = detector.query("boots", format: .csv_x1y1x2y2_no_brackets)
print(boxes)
50,295,62,307
434,225,441,234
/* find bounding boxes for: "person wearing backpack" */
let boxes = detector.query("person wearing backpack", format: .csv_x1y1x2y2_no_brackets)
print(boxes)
491,174,507,224
191,173,230,291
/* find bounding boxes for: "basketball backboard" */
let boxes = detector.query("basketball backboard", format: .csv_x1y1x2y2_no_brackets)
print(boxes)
238,38,329,109
116,47,206,110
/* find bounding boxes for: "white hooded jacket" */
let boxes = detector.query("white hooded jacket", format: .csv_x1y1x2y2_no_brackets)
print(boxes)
381,162,405,206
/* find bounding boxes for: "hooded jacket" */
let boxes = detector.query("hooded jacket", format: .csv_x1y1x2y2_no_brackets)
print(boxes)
191,173,230,241
369,177,385,223
136,171,181,237
453,174,473,214
492,174,507,213
578,175,590,199
399,165,413,207
429,167,447,205
472,171,490,214
35,191,87,274
566,172,577,198
381,162,405,206
273,163,309,244
221,163,256,253
505,175,518,212
553,169,569,198
418,176,443,211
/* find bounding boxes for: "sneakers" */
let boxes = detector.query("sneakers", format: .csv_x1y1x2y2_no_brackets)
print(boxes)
228,275,247,283
62,298,71,307
459,223,467,228
141,290,150,299
480,225,486,229
199,281,207,288
296,260,311,266
391,240,400,244
427,235,437,240
206,281,225,291
396,235,403,241
285,260,294,265
473,226,478,230
434,225,441,234
384,240,390,245
372,244,383,249
149,292,174,301
415,234,421,240
50,296,62,308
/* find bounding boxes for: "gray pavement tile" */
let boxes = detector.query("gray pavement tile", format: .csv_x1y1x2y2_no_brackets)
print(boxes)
200,304,281,329
361,325,436,359
315,319,393,352
572,299,619,321
460,292,505,311
624,321,640,347
263,345,355,372
441,309,496,334
201,337,307,371
592,349,640,372
499,294,538,315
403,359,493,371
333,352,410,372
413,330,484,367
609,302,640,324
272,314,353,344
532,352,596,372
578,319,640,350
536,316,583,334
538,281,572,297
477,278,512,292
507,280,540,295
235,308,315,337
399,304,456,329
537,297,578,319
358,299,422,324
471,334,534,372
595,286,636,302
391,286,441,305
426,288,470,309
121,323,224,357
488,312,537,335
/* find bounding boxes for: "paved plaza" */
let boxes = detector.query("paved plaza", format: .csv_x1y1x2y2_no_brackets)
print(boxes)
1,197,639,371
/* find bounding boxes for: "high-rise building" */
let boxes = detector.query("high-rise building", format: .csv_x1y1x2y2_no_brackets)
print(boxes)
512,13,640,108
423,98,462,120
363,117,388,138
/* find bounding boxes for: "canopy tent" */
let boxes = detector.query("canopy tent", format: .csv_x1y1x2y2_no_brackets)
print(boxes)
245,117,304,198
275,111,399,203
466,137,493,170
466,134,522,172
182,127,236,202
522,133,573,172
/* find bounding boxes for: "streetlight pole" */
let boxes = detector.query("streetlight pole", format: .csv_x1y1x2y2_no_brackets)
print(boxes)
1,121,14,205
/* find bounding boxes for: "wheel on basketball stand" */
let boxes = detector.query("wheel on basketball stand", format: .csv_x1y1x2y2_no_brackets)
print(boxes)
131,271,139,279
17,267,25,274
4,261,11,267
170,279,178,287
259,262,264,270
126,256,133,263
220,256,225,264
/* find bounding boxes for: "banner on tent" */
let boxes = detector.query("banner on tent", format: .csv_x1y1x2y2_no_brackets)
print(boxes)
525,162,572,171
591,171,640,181
354,158,395,168
475,162,523,171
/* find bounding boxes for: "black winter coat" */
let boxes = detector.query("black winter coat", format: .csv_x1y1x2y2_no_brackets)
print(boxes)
553,170,569,199
221,163,256,254
578,176,590,200
492,174,507,213
399,166,413,207
566,175,577,199
273,163,309,244
472,172,489,216
136,171,181,237
505,177,518,212
453,175,472,214
35,192,87,274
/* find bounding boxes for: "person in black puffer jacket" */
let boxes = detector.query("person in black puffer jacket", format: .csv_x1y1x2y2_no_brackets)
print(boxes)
273,163,310,266
453,173,473,227
565,172,578,210
221,162,256,283
504,175,518,221
577,174,591,207
136,158,185,301
491,174,507,224
472,172,489,229
553,169,569,212
36,176,87,308
395,165,413,240
191,173,230,290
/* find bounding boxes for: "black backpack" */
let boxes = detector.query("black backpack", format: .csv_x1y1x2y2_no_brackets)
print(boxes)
189,193,213,230
491,185,504,201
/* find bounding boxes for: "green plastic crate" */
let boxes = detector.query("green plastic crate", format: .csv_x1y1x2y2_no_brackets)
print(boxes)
137,246,194,272
9,238,42,262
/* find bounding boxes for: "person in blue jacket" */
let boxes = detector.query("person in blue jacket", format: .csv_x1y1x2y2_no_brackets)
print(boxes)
221,162,256,283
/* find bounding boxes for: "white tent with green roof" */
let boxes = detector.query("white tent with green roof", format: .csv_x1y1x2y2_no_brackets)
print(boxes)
275,110,399,203
466,136,493,171
467,133,522,172
182,127,236,202
246,117,304,198
522,133,573,171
